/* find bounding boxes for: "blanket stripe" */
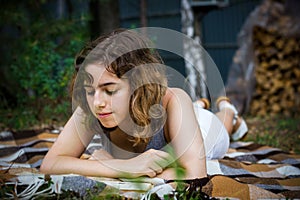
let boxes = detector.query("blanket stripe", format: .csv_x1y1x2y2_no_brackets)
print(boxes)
0,130,299,199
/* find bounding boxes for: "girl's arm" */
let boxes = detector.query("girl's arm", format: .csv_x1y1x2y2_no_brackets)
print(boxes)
40,107,116,177
40,107,171,178
161,88,207,179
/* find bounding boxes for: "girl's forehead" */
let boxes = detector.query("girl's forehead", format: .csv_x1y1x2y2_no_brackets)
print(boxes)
84,64,124,86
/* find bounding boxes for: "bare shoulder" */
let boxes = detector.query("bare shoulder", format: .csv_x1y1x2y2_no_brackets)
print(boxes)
162,87,192,108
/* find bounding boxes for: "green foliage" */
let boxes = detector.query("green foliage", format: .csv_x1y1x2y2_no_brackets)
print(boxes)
0,0,90,130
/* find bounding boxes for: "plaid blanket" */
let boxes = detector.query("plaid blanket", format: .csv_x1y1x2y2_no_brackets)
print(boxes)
1,130,299,199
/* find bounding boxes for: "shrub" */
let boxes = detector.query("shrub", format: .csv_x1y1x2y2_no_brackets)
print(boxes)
0,1,90,130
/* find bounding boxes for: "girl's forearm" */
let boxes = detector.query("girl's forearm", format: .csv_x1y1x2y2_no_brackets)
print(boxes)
40,156,120,178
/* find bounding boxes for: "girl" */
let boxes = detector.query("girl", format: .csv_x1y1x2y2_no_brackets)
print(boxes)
40,28,247,180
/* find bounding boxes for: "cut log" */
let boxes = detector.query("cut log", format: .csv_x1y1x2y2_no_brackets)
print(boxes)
250,25,300,117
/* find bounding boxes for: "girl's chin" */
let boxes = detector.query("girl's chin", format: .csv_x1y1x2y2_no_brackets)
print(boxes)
99,122,118,131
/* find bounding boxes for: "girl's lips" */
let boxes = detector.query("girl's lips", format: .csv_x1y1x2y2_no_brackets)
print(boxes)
98,112,112,118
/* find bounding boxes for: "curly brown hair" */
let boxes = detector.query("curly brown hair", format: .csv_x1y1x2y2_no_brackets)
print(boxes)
72,28,168,146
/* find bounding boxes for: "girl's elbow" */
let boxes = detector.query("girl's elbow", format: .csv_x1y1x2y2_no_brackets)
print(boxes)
40,158,53,174
39,161,48,173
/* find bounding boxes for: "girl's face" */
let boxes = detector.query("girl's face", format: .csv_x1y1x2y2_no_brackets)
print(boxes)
84,64,131,129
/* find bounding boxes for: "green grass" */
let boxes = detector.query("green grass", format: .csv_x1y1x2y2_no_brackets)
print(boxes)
244,115,300,154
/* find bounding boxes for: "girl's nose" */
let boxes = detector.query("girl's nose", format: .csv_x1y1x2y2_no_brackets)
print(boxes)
94,91,106,109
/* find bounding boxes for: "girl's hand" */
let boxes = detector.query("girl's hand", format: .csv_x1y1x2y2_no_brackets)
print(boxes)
106,149,173,178
129,149,173,177
156,167,179,180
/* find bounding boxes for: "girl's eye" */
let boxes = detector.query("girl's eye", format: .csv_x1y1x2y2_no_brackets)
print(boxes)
106,90,117,95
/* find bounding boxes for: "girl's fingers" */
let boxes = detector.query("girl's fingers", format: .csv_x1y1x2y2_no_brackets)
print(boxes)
150,162,163,174
146,170,157,178
153,150,175,167
146,149,174,169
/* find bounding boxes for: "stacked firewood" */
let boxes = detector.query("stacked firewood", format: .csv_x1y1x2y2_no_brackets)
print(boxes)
250,25,300,117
